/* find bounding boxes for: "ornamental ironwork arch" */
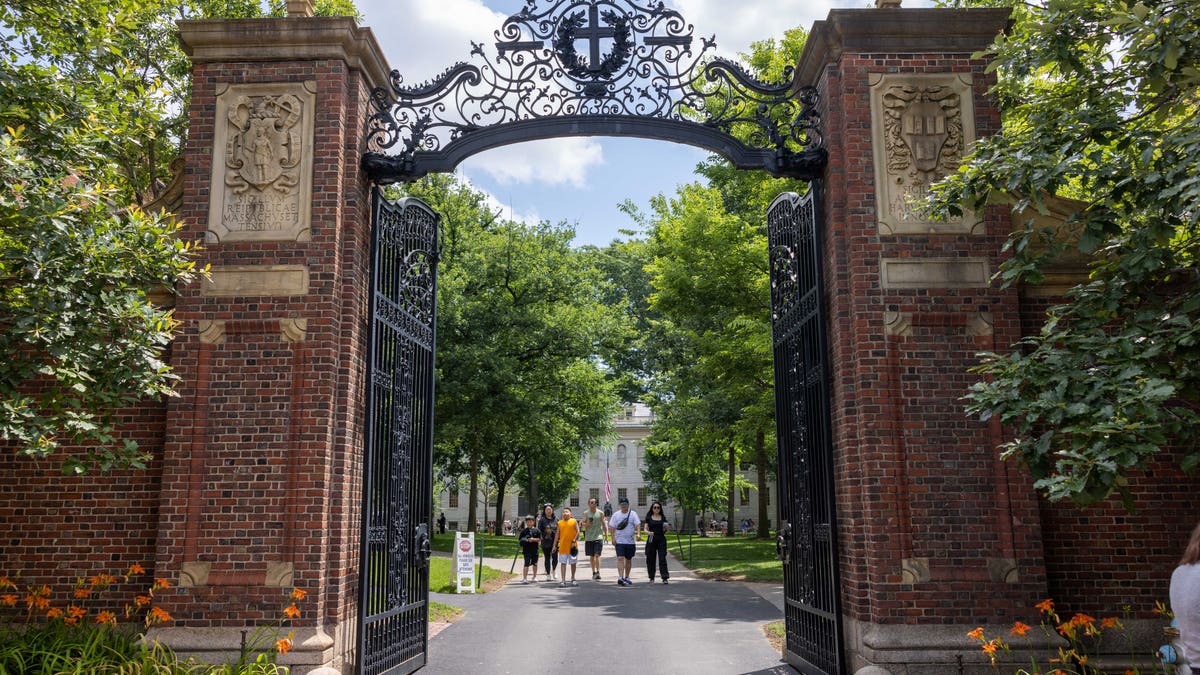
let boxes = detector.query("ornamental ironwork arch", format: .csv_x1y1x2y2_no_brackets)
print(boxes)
362,0,828,183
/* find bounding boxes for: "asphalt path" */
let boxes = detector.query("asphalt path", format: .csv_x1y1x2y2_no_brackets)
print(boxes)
427,544,794,675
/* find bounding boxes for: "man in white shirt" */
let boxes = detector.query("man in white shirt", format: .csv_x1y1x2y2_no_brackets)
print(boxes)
609,497,640,586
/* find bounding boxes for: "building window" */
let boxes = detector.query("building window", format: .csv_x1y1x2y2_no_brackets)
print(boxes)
740,487,750,505
570,493,580,507
616,443,627,467
636,446,644,467
637,488,647,506
448,490,459,508
618,487,628,504
589,488,600,503
449,521,459,530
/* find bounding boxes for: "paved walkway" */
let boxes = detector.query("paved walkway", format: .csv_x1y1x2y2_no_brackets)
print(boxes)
427,544,793,674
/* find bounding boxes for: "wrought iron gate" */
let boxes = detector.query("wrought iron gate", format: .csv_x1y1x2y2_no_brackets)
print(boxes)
767,188,845,675
358,191,440,675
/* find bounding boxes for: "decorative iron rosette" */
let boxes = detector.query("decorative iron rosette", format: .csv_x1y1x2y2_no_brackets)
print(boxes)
363,0,827,182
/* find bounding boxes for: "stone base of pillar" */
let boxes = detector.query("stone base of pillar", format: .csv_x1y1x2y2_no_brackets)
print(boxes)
843,617,1163,675
147,622,351,674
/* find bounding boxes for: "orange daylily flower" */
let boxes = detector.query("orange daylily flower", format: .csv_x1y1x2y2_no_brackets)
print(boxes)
276,638,293,655
153,578,172,591
1100,617,1120,629
981,642,999,654
1010,621,1031,637
146,606,173,625
290,588,308,601
96,610,117,626
46,607,64,619
67,605,86,619
0,577,14,589
283,603,301,619
1036,598,1054,613
73,587,92,599
1,594,17,607
127,564,146,576
135,595,153,608
967,627,985,640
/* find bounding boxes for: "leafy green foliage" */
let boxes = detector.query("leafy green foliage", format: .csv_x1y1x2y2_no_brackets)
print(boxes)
623,33,809,530
932,0,1200,504
0,2,203,472
0,0,360,472
403,175,621,529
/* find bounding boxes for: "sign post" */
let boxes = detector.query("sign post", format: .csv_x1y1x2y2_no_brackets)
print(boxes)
454,532,476,594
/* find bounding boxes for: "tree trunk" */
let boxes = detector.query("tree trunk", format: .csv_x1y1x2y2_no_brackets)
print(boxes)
726,443,736,537
467,451,479,533
494,483,506,538
756,428,770,539
527,456,538,512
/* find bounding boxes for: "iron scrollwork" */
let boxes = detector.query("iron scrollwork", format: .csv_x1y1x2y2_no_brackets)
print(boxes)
363,0,827,182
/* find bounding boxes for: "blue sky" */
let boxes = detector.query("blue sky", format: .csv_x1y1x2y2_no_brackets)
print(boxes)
354,0,930,247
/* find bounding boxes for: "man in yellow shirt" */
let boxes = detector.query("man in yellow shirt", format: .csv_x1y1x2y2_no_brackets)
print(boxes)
557,507,580,587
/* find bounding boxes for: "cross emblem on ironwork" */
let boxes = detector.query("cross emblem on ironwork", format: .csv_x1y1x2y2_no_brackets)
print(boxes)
577,1,616,72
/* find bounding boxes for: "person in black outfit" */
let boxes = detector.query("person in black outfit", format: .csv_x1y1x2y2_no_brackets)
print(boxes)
537,503,559,580
517,514,541,583
437,512,446,535
642,500,671,584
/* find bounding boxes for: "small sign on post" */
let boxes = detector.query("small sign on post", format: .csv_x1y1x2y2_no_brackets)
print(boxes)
454,532,475,594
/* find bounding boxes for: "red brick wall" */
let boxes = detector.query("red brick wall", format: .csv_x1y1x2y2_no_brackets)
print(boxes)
819,50,1050,625
0,400,167,610
1020,295,1199,617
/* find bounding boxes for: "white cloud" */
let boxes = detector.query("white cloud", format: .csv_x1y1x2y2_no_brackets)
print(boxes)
356,0,506,82
477,187,544,226
460,138,605,188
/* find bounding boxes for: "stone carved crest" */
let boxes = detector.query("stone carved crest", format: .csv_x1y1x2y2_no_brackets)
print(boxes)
224,94,303,193
870,73,979,235
207,82,316,243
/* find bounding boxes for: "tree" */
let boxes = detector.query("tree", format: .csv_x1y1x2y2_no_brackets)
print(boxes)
931,0,1200,505
0,0,362,473
0,1,202,472
403,175,621,532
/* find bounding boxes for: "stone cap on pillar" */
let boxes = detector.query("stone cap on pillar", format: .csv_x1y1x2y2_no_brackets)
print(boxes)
795,8,1012,85
177,17,391,91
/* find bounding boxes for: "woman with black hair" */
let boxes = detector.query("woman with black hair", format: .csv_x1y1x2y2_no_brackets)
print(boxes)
537,503,559,580
642,501,671,584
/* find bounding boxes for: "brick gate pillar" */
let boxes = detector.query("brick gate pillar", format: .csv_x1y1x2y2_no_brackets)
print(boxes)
151,18,388,673
798,9,1051,673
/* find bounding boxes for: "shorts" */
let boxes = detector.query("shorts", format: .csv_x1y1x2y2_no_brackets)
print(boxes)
523,549,539,567
558,552,578,566
585,540,603,557
615,543,636,560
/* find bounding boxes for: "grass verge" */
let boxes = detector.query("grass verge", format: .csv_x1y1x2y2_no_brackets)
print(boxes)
762,620,785,655
671,535,782,582
428,601,464,624
428,557,513,593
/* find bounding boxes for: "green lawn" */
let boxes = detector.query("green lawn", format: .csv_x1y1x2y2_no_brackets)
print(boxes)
431,531,520,557
672,534,782,582
428,556,513,593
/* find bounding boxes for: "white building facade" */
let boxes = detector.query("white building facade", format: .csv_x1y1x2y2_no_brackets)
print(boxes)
435,403,776,534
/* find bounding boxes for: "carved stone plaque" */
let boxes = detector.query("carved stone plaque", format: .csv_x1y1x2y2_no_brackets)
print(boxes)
207,81,316,243
869,73,979,235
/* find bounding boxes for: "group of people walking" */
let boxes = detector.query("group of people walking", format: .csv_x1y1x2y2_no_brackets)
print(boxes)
517,497,673,587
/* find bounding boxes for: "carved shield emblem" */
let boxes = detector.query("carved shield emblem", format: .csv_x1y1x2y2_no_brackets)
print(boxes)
225,94,303,194
901,97,948,174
